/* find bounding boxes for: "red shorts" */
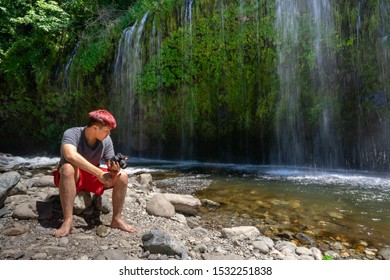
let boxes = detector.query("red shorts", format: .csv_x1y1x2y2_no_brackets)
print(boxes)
53,167,109,196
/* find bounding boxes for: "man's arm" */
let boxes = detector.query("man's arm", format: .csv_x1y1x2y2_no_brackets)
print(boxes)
61,143,108,184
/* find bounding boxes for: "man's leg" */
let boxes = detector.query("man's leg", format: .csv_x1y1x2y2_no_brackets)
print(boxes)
53,163,78,237
110,171,136,233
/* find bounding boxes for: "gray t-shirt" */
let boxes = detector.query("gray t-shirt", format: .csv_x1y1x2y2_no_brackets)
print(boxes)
59,127,115,167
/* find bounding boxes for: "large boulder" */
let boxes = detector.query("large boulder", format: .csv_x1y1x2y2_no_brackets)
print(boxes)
73,191,92,215
0,171,21,207
26,175,55,188
12,199,53,220
142,228,188,259
146,193,176,218
163,193,201,215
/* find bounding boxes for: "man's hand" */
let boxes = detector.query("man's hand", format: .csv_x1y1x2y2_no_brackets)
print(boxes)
108,160,121,173
97,170,114,186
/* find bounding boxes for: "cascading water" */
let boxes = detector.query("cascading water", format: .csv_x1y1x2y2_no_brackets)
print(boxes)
378,0,390,94
148,15,164,157
111,12,148,154
274,0,342,167
180,0,195,159
105,1,390,170
274,0,304,165
352,0,390,170
376,1,390,167
62,43,78,93
308,0,342,168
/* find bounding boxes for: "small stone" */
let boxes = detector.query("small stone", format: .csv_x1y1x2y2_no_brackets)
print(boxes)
58,237,69,247
2,223,29,236
96,225,110,237
328,211,343,219
31,252,48,260
252,241,269,254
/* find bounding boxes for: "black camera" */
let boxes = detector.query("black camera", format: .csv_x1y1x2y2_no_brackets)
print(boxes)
110,153,128,169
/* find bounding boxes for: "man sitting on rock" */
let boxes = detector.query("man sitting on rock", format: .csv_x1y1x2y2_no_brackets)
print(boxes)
53,109,135,237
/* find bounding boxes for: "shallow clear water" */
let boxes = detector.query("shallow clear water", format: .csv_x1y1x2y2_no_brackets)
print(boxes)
126,159,390,249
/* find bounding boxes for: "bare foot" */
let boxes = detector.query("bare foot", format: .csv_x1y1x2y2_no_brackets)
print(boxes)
53,220,73,237
111,219,136,233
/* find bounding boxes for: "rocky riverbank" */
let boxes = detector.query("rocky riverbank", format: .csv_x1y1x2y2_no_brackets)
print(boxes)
1,154,389,260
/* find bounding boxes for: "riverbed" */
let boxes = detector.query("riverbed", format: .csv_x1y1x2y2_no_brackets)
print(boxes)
2,155,389,252
125,159,390,251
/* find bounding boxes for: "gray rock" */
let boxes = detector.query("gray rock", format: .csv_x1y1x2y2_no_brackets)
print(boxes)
275,241,297,253
31,252,48,260
190,227,209,238
378,247,390,260
58,237,69,247
298,255,315,260
12,200,39,219
0,171,21,206
73,191,92,215
284,254,299,260
26,175,55,188
202,253,244,260
201,199,220,209
257,236,275,249
311,247,323,260
0,207,12,218
269,249,285,260
277,230,294,240
9,179,28,195
324,250,340,260
186,216,200,228
138,173,153,186
142,228,188,259
194,244,207,253
295,232,315,246
296,246,313,256
2,223,29,236
163,193,201,215
221,226,260,241
93,194,111,214
172,213,187,224
146,193,176,218
11,199,52,220
93,249,129,260
96,225,110,237
252,240,270,254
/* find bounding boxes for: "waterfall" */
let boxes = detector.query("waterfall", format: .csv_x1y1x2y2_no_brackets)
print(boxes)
111,12,149,154
308,0,342,168
180,0,195,159
105,1,389,169
274,0,342,167
372,0,390,168
149,15,164,157
274,0,303,165
378,0,389,95
62,43,78,93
